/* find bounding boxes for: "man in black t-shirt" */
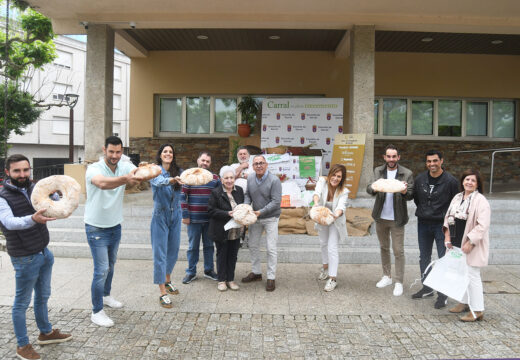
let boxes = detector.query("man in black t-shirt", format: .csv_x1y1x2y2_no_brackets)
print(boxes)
412,150,459,308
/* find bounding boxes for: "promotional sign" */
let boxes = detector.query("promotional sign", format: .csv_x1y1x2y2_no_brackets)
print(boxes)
331,134,365,199
261,98,343,175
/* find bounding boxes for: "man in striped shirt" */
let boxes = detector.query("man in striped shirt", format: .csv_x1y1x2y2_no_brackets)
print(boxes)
181,152,220,284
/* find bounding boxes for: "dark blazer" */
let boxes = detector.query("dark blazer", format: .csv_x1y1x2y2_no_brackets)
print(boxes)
208,185,244,242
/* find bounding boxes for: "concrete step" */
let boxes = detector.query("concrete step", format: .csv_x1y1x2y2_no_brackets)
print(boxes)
24,240,520,265
46,227,520,251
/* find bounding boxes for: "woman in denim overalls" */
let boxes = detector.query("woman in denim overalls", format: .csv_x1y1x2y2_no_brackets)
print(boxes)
150,144,183,308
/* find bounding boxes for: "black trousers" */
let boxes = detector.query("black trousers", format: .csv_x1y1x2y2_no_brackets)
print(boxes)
215,239,240,282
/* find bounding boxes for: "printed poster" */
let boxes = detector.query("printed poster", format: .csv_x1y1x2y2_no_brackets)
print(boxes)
331,134,365,199
260,98,343,175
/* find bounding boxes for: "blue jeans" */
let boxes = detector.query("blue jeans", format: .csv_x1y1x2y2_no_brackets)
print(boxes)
185,222,214,276
85,224,121,313
151,209,181,284
11,248,54,347
418,221,446,283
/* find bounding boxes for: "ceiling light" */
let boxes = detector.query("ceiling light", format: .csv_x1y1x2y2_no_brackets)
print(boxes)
491,40,503,45
268,35,280,40
197,35,208,40
421,37,433,42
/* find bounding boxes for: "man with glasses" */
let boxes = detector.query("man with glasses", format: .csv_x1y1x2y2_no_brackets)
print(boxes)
412,150,459,308
242,155,282,291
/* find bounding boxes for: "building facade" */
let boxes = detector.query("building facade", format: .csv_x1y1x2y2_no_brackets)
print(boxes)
8,35,130,170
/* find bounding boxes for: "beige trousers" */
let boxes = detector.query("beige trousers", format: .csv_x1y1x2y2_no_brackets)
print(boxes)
376,219,405,283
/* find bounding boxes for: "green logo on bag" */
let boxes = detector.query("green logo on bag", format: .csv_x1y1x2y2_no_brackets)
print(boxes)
450,251,462,259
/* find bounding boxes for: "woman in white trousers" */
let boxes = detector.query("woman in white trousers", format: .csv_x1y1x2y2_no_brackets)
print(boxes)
443,169,490,322
312,164,349,292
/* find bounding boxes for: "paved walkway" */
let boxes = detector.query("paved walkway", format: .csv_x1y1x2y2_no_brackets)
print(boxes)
0,253,519,359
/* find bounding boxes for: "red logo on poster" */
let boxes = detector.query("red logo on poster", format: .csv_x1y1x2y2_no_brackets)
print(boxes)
300,137,305,144
276,113,281,120
326,137,331,145
275,136,280,144
262,124,267,132
301,113,305,120
327,113,331,120
338,125,343,133
326,162,330,169
312,125,317,132
287,125,292,132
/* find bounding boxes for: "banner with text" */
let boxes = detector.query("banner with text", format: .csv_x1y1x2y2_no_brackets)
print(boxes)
260,98,344,175
331,134,366,199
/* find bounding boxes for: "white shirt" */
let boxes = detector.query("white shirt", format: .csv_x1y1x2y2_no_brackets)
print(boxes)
380,169,397,221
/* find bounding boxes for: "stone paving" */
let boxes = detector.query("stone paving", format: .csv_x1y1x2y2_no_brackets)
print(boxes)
0,254,519,359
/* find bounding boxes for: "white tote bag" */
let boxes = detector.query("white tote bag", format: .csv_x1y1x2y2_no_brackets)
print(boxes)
423,247,469,302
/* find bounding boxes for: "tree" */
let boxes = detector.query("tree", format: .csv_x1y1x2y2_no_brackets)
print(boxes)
0,0,56,158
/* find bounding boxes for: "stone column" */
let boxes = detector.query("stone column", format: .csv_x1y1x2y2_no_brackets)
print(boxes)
349,25,375,196
85,24,115,162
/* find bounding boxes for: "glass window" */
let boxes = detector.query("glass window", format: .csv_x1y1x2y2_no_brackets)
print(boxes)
438,100,461,136
374,100,379,134
215,98,237,133
466,102,488,136
383,99,407,136
114,65,122,81
411,101,433,135
160,98,182,132
54,50,72,69
52,83,69,101
113,94,122,110
186,97,210,134
493,101,515,138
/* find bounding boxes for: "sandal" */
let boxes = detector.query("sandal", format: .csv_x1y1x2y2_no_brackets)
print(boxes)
159,294,173,308
165,282,179,295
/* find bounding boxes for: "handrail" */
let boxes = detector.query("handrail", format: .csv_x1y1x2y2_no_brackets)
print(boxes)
457,147,520,194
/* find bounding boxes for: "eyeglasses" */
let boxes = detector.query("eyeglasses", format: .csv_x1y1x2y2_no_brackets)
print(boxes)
253,162,266,166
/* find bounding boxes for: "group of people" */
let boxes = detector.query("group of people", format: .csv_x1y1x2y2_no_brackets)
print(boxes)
367,145,490,323
0,136,490,359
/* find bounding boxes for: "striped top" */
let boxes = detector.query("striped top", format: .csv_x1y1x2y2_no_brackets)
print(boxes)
181,173,220,223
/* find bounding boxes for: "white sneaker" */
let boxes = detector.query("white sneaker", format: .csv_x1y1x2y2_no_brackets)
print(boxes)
91,309,114,327
318,267,329,281
324,278,337,292
376,275,393,288
103,296,123,308
393,283,403,296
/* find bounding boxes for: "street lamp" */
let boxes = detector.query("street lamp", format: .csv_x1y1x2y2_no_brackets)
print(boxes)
64,93,79,163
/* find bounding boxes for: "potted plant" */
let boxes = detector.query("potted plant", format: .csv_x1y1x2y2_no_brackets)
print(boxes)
237,96,260,137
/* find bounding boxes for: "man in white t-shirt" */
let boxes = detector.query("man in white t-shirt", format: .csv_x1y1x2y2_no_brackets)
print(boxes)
367,144,414,297
230,146,255,192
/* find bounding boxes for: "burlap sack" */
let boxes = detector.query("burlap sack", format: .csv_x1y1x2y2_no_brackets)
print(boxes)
278,217,307,234
305,220,318,236
279,208,307,219
346,208,373,236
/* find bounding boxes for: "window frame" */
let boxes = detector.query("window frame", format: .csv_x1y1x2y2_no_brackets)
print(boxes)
374,96,516,141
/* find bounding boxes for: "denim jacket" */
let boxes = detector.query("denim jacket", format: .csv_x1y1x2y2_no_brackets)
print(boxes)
151,166,183,218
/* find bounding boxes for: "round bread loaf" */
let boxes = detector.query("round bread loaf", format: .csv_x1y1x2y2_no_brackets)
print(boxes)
180,168,213,186
233,204,257,225
30,175,81,219
371,178,406,193
135,162,162,180
310,206,335,226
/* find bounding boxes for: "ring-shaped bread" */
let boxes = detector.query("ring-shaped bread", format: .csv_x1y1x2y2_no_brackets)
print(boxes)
371,178,406,193
310,206,335,226
180,167,213,186
233,204,257,225
30,175,81,219
135,162,162,181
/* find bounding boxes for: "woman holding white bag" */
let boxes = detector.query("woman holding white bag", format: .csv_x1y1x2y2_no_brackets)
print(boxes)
312,164,349,292
443,169,490,322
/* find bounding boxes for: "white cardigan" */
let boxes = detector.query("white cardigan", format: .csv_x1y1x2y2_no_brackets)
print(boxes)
312,177,349,241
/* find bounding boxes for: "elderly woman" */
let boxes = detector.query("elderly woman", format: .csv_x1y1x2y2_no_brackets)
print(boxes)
150,144,183,308
208,166,245,291
443,169,490,322
312,164,349,292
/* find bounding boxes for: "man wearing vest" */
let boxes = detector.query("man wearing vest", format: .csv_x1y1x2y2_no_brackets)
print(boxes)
367,144,414,297
0,154,72,360
84,136,141,327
